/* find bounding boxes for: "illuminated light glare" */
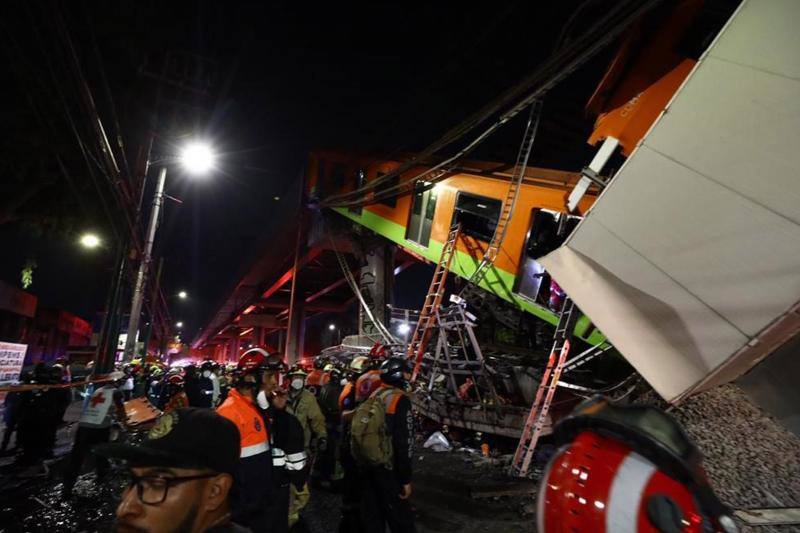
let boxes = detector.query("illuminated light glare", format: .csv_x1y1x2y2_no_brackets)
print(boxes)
80,233,101,249
328,324,336,331
180,142,215,174
594,501,605,510
579,472,588,481
578,497,587,505
176,321,184,328
178,291,188,299
398,323,411,334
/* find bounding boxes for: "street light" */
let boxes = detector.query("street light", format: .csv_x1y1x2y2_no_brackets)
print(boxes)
398,323,411,335
123,140,216,361
178,291,188,300
180,142,215,174
79,233,102,249
328,324,336,331
176,321,184,329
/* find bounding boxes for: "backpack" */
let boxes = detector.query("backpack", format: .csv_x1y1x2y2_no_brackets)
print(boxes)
350,387,403,468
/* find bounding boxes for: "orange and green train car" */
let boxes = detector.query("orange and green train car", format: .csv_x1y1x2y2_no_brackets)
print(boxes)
306,151,606,345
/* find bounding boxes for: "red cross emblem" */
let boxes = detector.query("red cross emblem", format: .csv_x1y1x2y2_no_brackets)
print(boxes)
90,392,106,407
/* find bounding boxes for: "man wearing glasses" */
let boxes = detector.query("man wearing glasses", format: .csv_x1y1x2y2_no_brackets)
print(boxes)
95,408,250,533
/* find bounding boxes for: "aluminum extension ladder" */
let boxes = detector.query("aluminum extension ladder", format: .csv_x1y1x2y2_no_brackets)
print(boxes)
465,100,543,290
408,224,461,382
510,296,577,477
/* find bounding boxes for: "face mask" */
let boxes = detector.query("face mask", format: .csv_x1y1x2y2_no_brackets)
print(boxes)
203,371,211,378
340,378,348,386
256,390,269,410
291,378,304,390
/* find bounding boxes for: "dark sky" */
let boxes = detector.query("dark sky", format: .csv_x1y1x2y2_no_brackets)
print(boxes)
2,1,613,335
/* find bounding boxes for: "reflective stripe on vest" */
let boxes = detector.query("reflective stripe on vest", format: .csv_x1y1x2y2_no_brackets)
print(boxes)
286,451,307,471
241,441,270,458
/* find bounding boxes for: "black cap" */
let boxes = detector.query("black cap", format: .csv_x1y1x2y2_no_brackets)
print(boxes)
95,408,240,475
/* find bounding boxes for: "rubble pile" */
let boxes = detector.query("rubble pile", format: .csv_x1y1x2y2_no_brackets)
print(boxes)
668,384,800,512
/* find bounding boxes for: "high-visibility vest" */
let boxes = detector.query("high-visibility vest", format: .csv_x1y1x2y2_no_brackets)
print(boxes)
355,370,382,403
217,389,270,458
338,381,354,411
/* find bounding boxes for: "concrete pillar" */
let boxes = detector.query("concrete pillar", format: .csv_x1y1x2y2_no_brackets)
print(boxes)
253,326,265,347
277,329,286,353
230,329,241,362
359,243,395,337
285,298,305,364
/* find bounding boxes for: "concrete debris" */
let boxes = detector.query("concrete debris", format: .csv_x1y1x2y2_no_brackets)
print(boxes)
640,384,800,532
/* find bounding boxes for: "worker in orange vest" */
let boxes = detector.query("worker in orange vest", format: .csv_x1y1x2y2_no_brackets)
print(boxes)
305,358,330,396
216,349,273,532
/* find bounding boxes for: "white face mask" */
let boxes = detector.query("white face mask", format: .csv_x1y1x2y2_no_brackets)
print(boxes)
340,378,348,386
290,378,304,391
256,390,269,410
202,370,211,378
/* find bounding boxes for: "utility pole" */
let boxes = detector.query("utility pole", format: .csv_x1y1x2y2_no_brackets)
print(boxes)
123,166,167,361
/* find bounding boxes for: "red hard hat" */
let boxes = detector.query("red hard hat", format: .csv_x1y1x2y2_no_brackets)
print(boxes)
537,396,737,533
167,374,184,386
238,348,269,373
369,342,387,359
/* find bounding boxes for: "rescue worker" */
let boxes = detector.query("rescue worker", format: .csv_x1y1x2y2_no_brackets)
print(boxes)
355,359,383,404
356,357,415,533
216,350,273,532
285,366,327,528
537,395,737,533
96,408,250,533
1,388,21,452
184,364,206,407
62,371,127,498
51,363,72,425
259,383,307,533
337,355,370,533
17,363,60,466
165,375,190,413
316,364,344,489
202,360,222,407
305,359,329,397
121,365,135,401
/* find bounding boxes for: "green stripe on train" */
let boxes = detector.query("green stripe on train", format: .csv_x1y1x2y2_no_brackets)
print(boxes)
333,207,605,345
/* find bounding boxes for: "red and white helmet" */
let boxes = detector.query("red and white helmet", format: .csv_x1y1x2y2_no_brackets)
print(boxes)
237,348,269,373
538,396,737,533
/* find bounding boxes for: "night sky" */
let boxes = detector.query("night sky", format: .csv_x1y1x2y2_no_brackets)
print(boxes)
2,1,611,336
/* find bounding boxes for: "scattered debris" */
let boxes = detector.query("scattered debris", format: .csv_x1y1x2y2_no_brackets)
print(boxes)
423,431,452,452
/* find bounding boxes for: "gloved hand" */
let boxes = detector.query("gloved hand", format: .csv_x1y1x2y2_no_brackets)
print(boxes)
317,438,328,452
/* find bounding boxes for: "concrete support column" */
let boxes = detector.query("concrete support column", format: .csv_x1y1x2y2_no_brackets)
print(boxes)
285,297,305,364
253,326,265,348
277,329,286,353
359,243,395,337
230,329,241,361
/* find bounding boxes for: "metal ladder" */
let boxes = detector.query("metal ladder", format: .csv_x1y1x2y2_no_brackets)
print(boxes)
408,225,461,382
465,100,543,290
510,296,578,477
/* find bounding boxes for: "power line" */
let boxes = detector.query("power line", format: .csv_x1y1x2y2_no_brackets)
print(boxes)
322,0,663,209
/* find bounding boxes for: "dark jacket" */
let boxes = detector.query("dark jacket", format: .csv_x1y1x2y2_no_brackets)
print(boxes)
264,406,307,490
384,390,413,485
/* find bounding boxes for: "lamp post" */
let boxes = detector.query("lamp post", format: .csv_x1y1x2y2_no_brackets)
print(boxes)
123,141,215,361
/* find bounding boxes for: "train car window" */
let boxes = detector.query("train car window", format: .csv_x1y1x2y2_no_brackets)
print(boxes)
406,182,438,246
452,192,502,242
515,208,581,304
376,171,400,208
349,169,366,215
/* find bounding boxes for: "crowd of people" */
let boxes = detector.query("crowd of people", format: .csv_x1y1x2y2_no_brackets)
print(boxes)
51,346,416,532
4,346,739,533
1,359,73,467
